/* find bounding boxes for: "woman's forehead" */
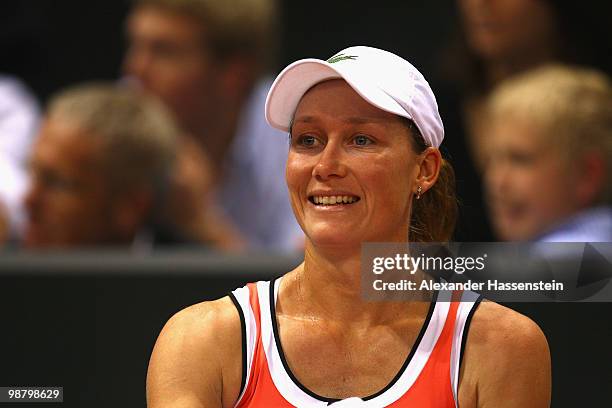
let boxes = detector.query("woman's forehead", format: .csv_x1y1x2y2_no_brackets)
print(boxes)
293,79,403,124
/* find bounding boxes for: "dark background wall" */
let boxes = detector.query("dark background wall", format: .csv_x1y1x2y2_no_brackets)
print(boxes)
1,253,611,407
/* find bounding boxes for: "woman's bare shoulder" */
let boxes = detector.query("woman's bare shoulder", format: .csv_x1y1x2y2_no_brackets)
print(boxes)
165,296,242,339
468,300,547,347
459,300,551,408
147,296,243,408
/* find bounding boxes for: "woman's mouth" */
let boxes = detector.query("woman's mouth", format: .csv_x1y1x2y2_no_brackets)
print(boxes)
308,195,361,206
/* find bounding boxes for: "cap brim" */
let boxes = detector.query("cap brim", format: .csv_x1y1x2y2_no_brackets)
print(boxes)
265,58,411,132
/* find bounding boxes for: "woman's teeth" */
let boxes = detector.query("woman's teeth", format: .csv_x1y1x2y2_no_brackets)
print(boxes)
312,195,359,205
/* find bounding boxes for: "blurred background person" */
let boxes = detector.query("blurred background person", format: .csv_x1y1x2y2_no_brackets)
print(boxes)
435,0,612,241
122,0,303,252
0,203,8,245
456,0,560,167
0,75,40,246
450,0,611,169
24,83,184,249
483,65,612,242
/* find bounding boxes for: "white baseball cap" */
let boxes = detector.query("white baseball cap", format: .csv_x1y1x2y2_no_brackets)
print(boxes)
265,46,444,148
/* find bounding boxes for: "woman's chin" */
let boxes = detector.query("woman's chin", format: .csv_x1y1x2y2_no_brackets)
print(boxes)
306,230,362,250
304,222,406,250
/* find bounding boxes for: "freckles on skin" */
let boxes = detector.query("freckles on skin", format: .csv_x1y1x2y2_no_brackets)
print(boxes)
288,147,412,231
285,80,419,246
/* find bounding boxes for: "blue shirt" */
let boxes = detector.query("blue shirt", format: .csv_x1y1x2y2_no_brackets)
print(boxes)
537,206,612,242
216,78,303,251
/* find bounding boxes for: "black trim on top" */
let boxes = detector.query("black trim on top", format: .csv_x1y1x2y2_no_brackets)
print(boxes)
269,277,440,403
228,292,247,397
458,295,483,372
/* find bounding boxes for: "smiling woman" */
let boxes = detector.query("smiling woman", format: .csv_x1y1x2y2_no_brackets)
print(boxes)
287,80,425,248
287,79,457,248
146,47,551,408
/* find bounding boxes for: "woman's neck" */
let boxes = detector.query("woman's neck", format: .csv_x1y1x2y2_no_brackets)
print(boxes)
282,243,430,326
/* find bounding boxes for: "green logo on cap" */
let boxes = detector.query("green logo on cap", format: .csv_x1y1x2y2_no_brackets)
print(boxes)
327,53,358,64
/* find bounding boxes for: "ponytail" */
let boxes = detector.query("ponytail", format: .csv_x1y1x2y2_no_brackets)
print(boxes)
409,158,458,242
403,119,458,242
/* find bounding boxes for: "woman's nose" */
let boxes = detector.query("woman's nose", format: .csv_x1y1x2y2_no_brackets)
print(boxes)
312,141,347,180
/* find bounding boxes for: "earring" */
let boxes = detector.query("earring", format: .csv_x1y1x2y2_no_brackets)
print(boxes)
416,186,422,200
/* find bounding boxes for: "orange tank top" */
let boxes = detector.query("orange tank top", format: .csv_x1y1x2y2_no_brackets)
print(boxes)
228,278,482,407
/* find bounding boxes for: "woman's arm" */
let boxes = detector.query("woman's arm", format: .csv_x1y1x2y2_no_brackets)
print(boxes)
459,301,552,408
146,297,243,408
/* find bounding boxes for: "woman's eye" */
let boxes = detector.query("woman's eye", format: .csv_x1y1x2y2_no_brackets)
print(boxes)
353,135,373,146
298,135,318,147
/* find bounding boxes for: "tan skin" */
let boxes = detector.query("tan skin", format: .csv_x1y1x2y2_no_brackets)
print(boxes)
147,80,551,407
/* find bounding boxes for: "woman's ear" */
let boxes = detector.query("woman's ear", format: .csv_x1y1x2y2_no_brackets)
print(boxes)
414,147,442,195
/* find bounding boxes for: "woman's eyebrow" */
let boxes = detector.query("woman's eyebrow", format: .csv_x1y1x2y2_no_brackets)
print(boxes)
292,115,317,124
